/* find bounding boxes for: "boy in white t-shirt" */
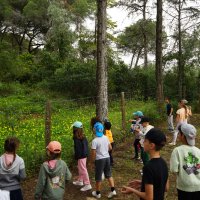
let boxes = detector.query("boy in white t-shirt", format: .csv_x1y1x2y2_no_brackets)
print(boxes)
170,123,200,200
90,122,117,199
138,117,154,165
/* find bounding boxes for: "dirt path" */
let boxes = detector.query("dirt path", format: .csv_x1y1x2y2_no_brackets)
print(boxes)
22,114,200,200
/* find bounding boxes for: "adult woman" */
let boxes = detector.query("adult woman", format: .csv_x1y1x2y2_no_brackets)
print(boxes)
169,100,189,145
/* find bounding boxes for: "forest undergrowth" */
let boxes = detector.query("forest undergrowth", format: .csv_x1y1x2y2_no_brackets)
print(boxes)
22,114,200,200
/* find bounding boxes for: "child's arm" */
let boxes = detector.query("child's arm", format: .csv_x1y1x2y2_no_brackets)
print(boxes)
34,164,46,199
19,158,26,181
108,143,112,151
19,168,26,181
121,184,153,200
170,149,179,173
165,178,169,192
128,179,141,189
89,149,96,164
65,164,72,181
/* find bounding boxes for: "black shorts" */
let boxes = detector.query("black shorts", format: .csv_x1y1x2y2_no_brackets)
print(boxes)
177,189,200,200
95,158,112,181
10,189,23,200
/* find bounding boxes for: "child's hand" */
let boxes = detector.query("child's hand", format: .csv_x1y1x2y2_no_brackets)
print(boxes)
128,179,141,190
121,186,134,194
135,128,140,133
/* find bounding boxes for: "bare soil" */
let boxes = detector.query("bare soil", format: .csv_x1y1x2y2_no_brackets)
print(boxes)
22,114,200,200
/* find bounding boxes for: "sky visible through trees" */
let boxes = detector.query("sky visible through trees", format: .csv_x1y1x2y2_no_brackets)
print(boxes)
107,0,200,66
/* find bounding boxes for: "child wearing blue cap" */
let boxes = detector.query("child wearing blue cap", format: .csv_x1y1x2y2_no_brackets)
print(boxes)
72,121,92,192
90,122,117,199
129,111,144,160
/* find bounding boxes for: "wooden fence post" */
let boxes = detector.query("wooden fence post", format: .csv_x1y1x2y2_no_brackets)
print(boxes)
45,100,51,148
121,92,126,133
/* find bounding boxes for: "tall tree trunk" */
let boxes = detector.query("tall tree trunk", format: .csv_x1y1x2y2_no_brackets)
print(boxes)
143,0,148,101
143,0,148,69
96,0,108,121
178,0,184,99
156,0,164,111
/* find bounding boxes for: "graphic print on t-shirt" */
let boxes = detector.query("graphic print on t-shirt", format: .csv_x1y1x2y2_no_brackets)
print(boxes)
183,152,200,175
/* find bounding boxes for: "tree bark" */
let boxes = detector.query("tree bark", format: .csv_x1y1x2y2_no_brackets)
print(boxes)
96,0,108,121
143,0,148,69
142,0,148,101
134,48,142,68
178,0,184,99
156,0,164,110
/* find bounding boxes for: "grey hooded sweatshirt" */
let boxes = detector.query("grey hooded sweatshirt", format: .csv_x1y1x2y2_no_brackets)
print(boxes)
0,154,26,191
34,159,72,200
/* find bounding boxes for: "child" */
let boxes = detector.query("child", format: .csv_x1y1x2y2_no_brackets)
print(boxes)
138,117,154,165
165,97,174,133
35,141,72,199
0,137,26,200
121,128,169,200
90,116,102,131
72,121,92,191
104,120,114,166
170,123,200,200
129,111,144,160
90,122,117,199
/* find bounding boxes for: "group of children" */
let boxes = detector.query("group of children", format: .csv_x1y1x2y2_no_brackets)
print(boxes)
0,107,200,200
0,117,116,200
127,103,200,200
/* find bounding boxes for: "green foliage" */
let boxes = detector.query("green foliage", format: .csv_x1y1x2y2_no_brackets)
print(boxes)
109,61,156,98
0,94,162,172
117,19,157,54
23,0,49,30
46,1,75,61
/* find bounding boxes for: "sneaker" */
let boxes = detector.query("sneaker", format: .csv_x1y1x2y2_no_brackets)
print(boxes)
108,190,117,198
169,142,176,146
80,184,92,191
132,156,140,160
73,180,84,186
92,191,101,199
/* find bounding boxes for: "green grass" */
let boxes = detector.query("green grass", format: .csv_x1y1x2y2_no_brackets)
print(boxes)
0,95,161,173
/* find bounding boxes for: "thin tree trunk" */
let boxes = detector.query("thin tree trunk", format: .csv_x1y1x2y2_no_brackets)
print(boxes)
143,0,148,101
130,52,135,68
96,0,108,121
178,0,184,99
156,0,164,111
143,1,148,69
134,48,142,68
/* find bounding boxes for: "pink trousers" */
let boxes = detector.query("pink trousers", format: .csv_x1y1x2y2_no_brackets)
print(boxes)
78,158,90,185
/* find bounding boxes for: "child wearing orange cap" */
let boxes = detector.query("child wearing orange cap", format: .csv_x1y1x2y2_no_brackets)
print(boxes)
34,141,72,200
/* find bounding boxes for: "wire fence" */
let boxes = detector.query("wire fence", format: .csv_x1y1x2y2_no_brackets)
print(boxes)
0,91,198,173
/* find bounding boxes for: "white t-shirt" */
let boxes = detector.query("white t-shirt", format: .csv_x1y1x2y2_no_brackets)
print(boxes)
170,145,200,192
139,125,154,147
91,135,110,160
